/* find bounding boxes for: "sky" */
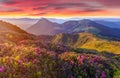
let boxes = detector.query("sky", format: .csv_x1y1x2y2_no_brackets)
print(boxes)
0,0,120,18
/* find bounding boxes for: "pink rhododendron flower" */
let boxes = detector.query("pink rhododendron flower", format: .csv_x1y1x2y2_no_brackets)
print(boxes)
0,66,5,72
33,58,38,64
101,71,106,78
77,55,85,64
17,60,23,64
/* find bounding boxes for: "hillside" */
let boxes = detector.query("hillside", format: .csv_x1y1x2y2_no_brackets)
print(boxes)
0,20,27,33
53,32,120,54
0,20,35,43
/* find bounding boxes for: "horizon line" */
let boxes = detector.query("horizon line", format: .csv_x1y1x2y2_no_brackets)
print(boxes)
0,16,120,19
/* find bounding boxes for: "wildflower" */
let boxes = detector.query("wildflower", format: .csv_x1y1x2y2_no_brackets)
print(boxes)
96,76,98,78
70,60,74,65
33,58,38,64
84,68,86,72
77,56,81,60
34,47,40,52
101,71,106,78
37,51,43,55
19,40,25,44
34,47,43,55
77,55,85,64
0,66,5,72
70,76,74,78
17,60,23,64
96,69,100,73
25,58,28,63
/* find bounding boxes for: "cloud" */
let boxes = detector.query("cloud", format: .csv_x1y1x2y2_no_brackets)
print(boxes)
1,0,18,5
33,6,49,10
0,0,119,17
0,7,22,12
7,8,23,12
81,8,104,12
33,2,99,11
95,0,120,7
29,12,47,16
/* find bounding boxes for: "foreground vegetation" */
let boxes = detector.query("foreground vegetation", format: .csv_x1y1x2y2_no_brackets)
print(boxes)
0,39,119,78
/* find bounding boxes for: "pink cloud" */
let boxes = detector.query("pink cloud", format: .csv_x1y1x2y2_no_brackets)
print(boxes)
0,0,119,16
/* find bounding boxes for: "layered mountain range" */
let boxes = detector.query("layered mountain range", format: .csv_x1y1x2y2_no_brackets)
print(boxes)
26,18,120,40
0,19,120,54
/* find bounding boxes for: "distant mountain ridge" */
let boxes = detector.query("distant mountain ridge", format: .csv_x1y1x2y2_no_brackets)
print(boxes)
27,18,120,40
1,18,120,30
95,20,120,28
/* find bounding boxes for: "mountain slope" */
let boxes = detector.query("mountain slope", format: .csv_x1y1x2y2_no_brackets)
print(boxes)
0,20,34,43
27,18,61,35
61,19,120,40
53,32,120,54
0,20,27,33
95,20,120,28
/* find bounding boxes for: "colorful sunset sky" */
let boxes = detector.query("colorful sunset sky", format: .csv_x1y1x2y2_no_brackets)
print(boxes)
0,0,120,18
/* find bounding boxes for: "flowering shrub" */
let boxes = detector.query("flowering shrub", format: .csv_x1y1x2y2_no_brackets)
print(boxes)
0,42,119,78
59,52,115,78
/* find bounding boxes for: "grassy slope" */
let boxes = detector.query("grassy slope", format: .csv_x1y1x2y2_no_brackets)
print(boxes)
53,32,120,54
0,20,36,44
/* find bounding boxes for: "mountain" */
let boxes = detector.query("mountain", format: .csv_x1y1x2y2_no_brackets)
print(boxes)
26,18,62,35
53,32,120,54
48,18,66,24
95,20,120,28
1,17,120,30
61,19,120,40
0,20,34,43
27,18,120,40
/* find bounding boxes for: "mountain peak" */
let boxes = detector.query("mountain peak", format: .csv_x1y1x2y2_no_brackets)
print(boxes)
79,19,94,24
38,18,50,23
27,18,60,35
78,19,98,27
80,19,92,21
